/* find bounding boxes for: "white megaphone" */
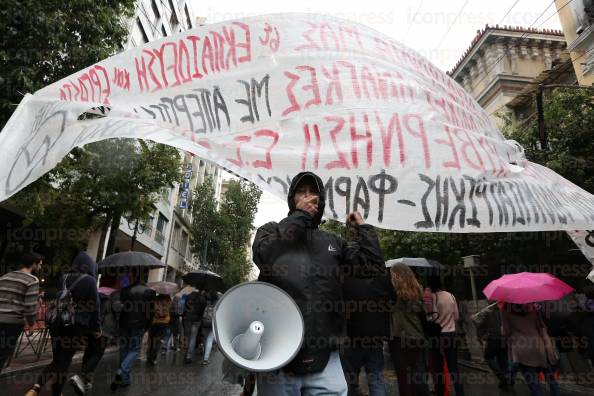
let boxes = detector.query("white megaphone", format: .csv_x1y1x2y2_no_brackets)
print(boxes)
213,281,304,372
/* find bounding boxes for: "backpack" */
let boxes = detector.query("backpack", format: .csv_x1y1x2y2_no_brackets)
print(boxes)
101,291,123,338
423,292,443,338
175,295,186,315
153,297,171,323
202,303,215,327
45,274,87,328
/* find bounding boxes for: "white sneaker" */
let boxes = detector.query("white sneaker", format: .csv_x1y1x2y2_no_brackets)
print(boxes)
68,375,86,396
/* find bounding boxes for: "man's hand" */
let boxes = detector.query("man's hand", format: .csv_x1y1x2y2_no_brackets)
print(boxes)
296,195,319,217
346,211,365,226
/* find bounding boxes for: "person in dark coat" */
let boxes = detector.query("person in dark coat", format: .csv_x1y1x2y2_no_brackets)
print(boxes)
341,275,390,396
68,288,122,395
565,288,594,369
25,252,100,396
474,302,511,390
252,171,385,395
200,291,219,365
183,288,207,363
110,270,156,391
577,290,594,365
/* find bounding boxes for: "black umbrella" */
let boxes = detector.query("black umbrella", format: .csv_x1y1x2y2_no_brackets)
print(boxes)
182,270,224,291
385,257,444,270
98,251,165,272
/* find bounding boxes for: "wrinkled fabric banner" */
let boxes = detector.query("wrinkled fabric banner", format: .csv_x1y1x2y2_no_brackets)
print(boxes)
567,230,594,266
1,13,594,232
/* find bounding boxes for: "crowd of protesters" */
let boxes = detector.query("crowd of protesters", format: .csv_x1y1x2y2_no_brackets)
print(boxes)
247,171,594,396
1,251,594,396
0,250,221,396
2,171,594,396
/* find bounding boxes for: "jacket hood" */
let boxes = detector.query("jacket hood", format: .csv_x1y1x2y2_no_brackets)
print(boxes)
287,172,325,226
71,251,98,279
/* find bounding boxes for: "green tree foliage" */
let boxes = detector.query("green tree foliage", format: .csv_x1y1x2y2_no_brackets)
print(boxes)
1,1,185,269
190,178,261,287
505,88,594,194
0,0,135,128
188,176,221,266
9,139,183,265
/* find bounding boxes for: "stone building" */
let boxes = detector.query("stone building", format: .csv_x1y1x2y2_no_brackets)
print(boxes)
448,25,575,125
555,0,594,85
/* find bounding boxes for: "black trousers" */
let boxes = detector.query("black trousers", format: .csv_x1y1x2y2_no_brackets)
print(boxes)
0,323,24,372
431,332,465,396
389,338,430,396
484,338,509,385
36,326,92,396
81,335,108,382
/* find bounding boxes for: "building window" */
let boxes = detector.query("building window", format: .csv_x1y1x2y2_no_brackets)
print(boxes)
180,230,189,256
155,213,168,245
169,0,179,28
161,186,173,204
151,0,160,20
172,222,180,249
143,214,155,237
134,18,149,44
185,5,192,28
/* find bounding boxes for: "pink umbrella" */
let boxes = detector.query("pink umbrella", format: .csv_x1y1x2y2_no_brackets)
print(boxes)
98,286,116,296
483,272,574,304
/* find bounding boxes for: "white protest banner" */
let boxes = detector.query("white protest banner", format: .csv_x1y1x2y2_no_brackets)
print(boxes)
567,230,594,266
1,13,594,232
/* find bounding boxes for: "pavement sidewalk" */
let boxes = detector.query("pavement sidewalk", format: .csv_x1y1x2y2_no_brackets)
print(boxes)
1,343,118,379
459,358,594,396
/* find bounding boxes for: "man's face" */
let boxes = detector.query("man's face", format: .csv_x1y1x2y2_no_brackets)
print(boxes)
294,179,319,207
32,260,43,276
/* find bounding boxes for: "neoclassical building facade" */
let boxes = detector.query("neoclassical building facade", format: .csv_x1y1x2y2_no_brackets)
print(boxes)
448,25,575,124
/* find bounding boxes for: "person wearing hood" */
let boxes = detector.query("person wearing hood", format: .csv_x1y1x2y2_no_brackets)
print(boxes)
110,268,156,391
252,172,385,395
25,252,101,396
69,285,123,395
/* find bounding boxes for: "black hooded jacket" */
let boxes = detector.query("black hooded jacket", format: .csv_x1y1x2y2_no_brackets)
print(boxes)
119,281,156,330
253,172,385,370
60,252,101,332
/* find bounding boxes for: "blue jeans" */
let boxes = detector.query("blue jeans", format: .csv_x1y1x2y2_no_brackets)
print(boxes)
257,351,347,395
341,346,387,396
202,328,215,361
184,320,202,361
148,324,170,363
117,327,145,383
519,364,560,396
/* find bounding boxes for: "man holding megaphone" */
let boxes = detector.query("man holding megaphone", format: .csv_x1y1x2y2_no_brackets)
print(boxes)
251,171,385,395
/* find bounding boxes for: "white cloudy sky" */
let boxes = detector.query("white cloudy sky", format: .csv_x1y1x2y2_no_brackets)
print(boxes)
191,0,563,226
